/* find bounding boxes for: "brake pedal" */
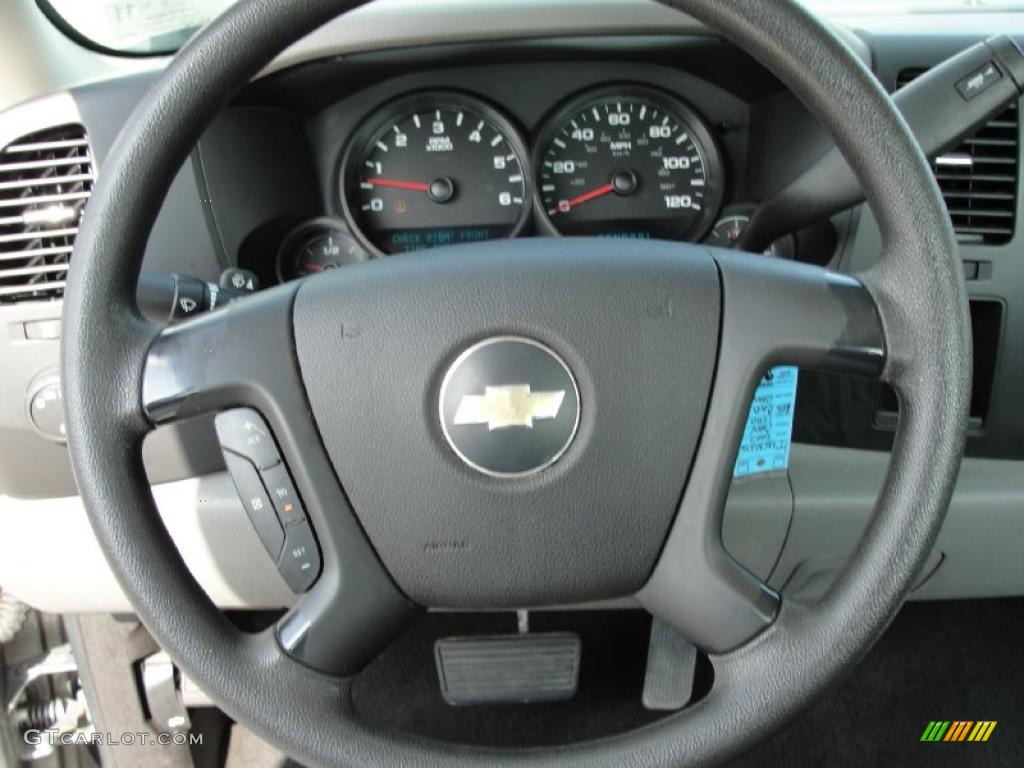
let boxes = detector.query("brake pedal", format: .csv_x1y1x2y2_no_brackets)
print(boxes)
435,632,580,706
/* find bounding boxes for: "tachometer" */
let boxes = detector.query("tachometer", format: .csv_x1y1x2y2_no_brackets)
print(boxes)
341,92,531,254
535,86,723,241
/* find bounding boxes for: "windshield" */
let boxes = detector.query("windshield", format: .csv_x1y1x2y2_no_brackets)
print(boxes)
39,0,1024,56
41,0,236,55
802,0,1024,14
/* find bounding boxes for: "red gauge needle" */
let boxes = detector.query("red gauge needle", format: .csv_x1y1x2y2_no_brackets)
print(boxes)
366,177,430,192
559,182,615,212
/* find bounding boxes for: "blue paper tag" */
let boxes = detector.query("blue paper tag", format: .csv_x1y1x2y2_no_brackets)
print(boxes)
733,366,799,478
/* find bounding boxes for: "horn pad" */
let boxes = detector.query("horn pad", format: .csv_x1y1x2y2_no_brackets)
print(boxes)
292,238,720,607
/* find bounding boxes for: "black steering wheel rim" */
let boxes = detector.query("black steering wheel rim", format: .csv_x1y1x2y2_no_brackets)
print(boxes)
62,0,971,766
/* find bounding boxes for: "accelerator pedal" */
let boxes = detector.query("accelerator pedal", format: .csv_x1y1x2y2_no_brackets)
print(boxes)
434,632,581,706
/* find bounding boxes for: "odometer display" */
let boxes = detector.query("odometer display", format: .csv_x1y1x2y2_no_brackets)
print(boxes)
342,93,531,255
535,87,723,241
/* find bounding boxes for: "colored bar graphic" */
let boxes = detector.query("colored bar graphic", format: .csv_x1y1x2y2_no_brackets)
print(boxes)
945,721,972,741
969,722,998,742
921,720,996,742
921,721,950,741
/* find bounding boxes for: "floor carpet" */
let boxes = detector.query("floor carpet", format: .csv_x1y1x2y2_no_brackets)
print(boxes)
725,597,1024,768
347,599,1023,766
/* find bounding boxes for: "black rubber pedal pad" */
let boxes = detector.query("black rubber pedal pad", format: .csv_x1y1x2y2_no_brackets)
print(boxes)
434,632,581,706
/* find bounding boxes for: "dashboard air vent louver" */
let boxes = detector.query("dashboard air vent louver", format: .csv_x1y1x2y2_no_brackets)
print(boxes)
0,124,93,303
897,68,1019,246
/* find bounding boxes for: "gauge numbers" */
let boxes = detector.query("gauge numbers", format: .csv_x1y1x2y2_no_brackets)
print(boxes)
276,218,368,282
343,94,531,254
536,87,723,241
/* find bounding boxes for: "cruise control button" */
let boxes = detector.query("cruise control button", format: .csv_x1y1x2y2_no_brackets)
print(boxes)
222,451,284,560
214,408,281,469
277,522,321,593
260,463,306,528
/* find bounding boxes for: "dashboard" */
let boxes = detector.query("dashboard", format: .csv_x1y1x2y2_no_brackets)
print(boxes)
307,83,724,271
194,45,828,292
1,4,1023,615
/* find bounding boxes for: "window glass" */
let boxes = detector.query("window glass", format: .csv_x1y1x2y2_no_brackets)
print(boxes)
42,0,236,55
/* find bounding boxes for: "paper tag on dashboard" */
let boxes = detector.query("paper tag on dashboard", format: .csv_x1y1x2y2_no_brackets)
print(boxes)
733,366,799,478
102,0,230,42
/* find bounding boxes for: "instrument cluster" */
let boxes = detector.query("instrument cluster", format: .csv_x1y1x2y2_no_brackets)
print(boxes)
277,84,763,280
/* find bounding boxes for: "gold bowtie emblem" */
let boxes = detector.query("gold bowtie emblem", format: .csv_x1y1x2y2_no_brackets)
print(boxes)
453,385,565,430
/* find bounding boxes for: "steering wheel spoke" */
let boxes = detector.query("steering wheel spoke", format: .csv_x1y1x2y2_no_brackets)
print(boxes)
637,250,886,652
141,284,418,675
141,284,302,425
713,248,886,381
277,555,417,675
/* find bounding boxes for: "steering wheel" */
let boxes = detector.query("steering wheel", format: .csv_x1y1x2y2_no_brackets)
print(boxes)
62,0,971,765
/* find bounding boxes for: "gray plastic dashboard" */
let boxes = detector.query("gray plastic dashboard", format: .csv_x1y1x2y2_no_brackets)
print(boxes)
0,0,1022,613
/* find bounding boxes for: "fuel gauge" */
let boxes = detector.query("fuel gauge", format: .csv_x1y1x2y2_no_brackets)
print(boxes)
276,218,369,282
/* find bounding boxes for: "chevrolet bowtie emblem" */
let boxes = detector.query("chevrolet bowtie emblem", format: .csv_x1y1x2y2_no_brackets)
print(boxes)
453,385,566,431
440,337,579,477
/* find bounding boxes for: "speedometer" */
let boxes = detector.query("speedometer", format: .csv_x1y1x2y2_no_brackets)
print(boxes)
534,86,723,241
341,92,531,255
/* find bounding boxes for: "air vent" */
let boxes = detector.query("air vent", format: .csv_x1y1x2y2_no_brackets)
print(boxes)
0,124,93,303
897,68,1019,245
